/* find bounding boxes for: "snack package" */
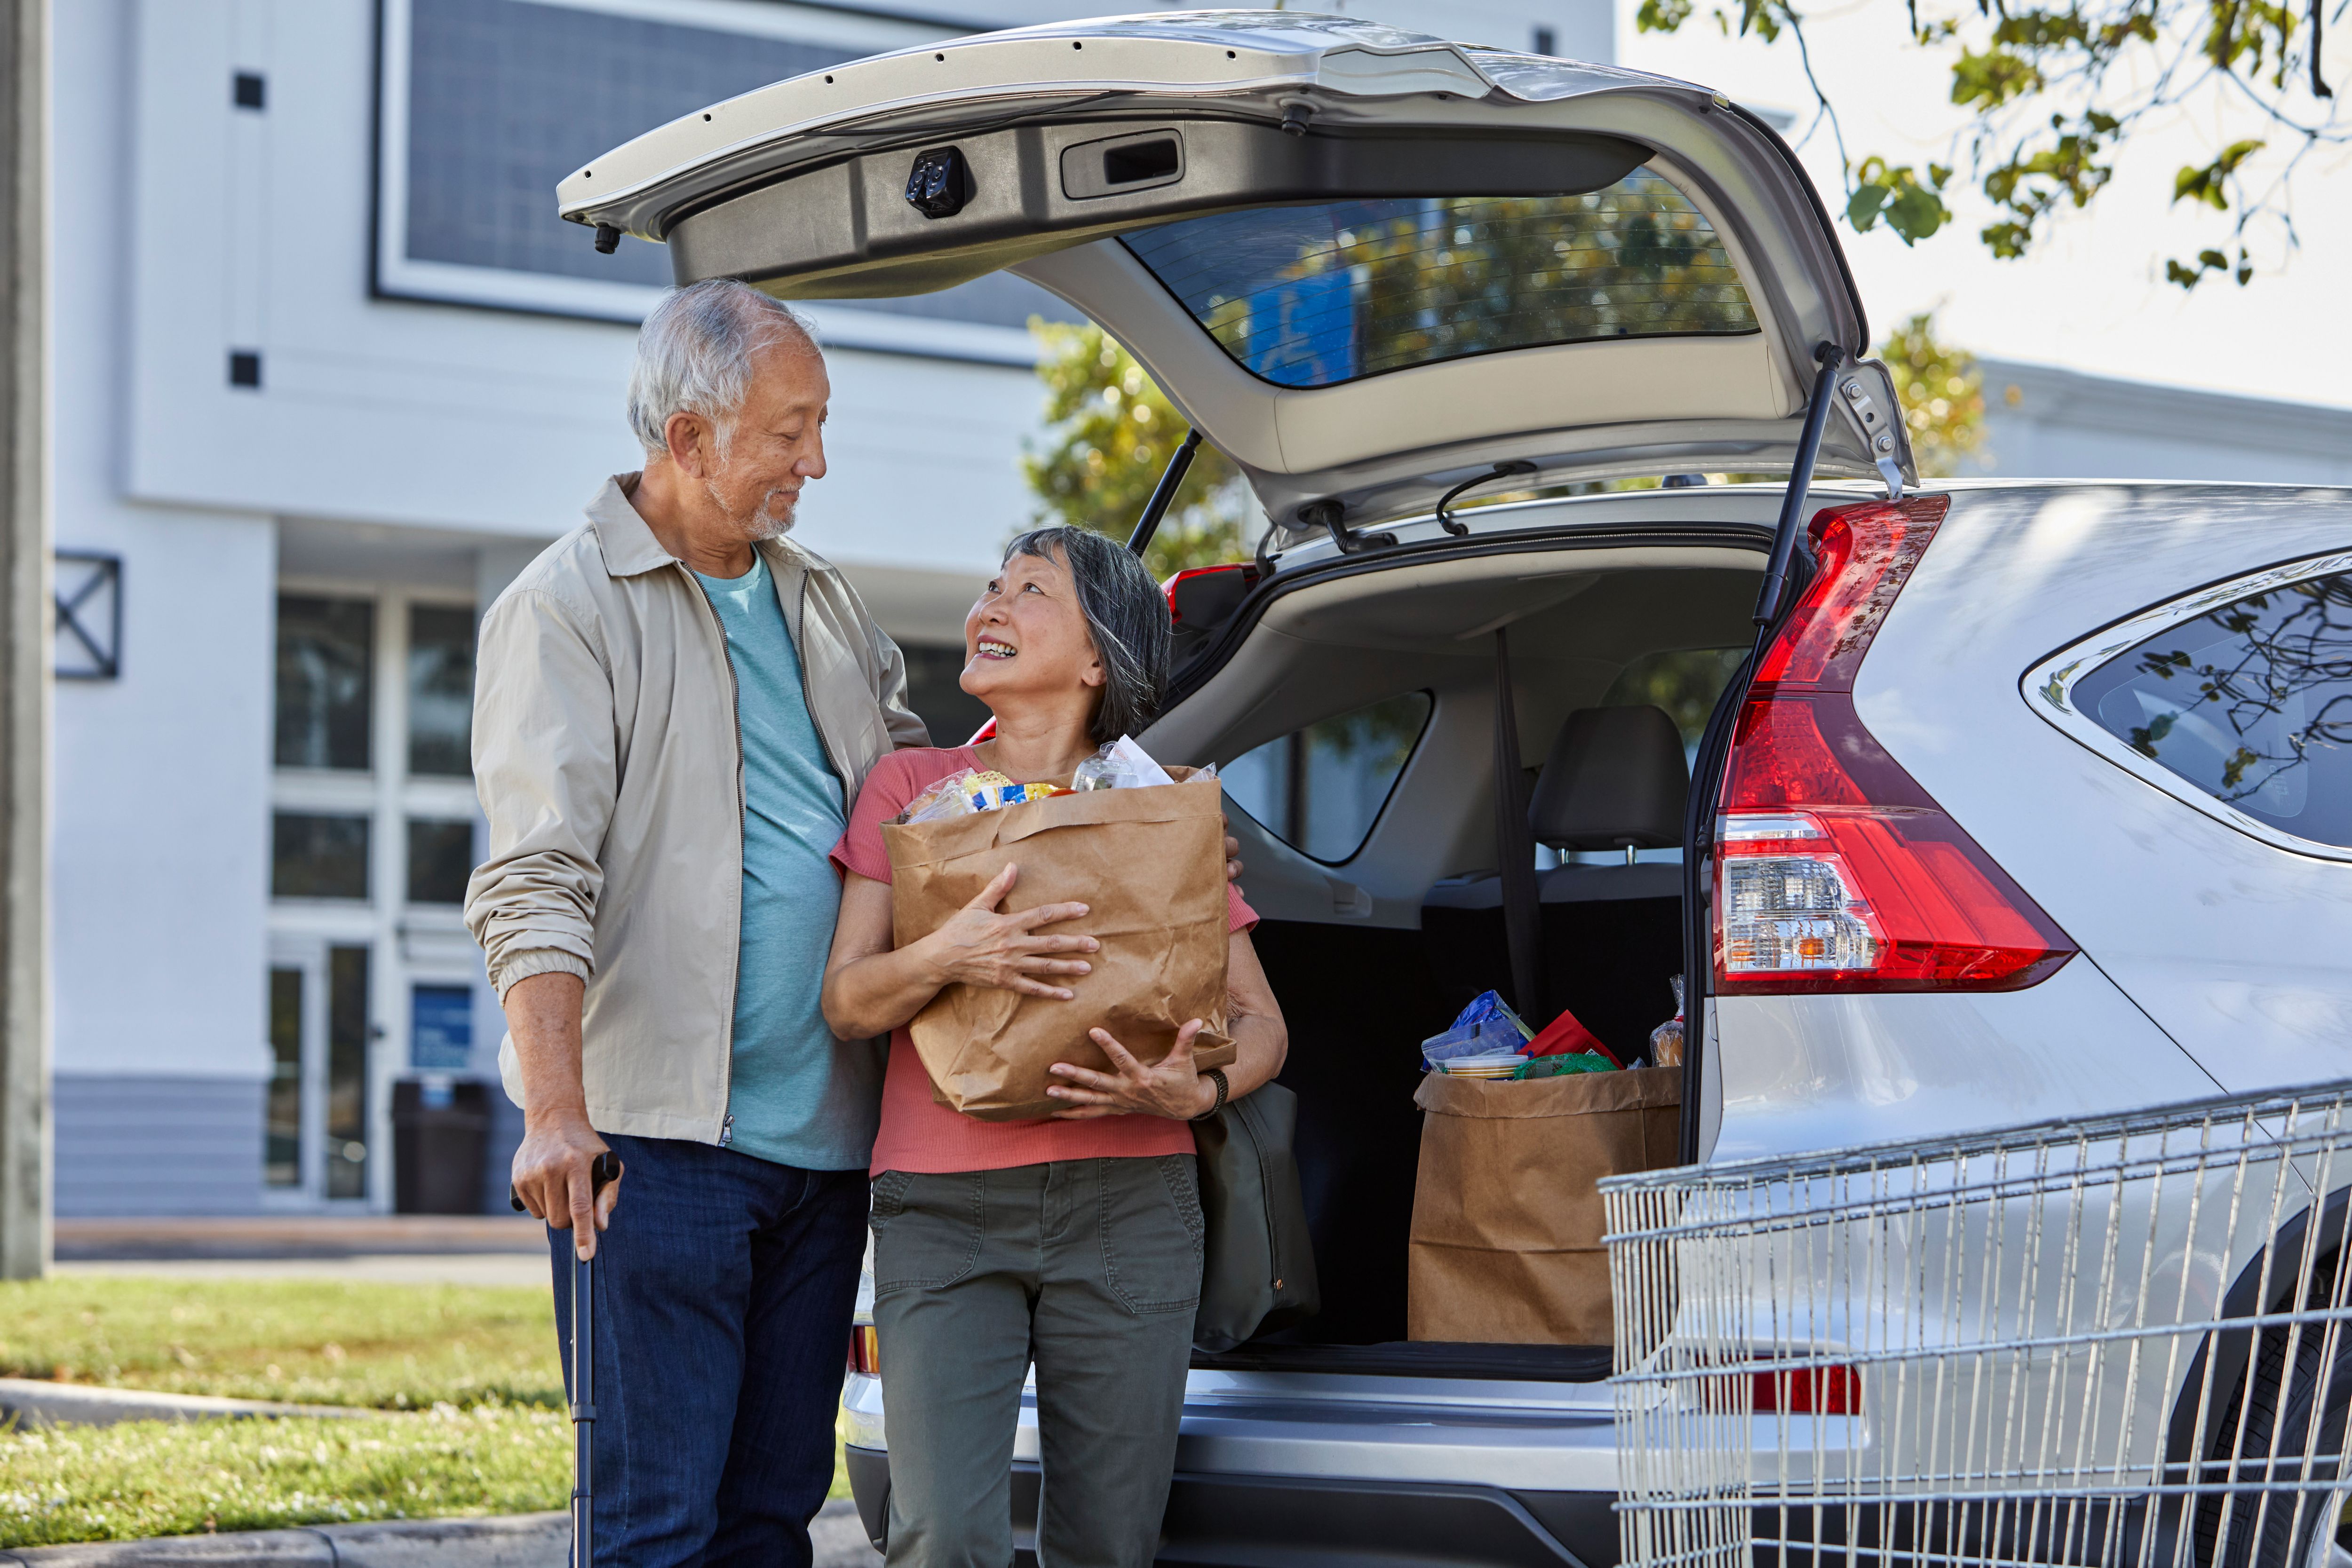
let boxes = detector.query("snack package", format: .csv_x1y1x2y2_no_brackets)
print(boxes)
902,768,984,824
1072,735,1178,791
1517,1051,1618,1079
1525,1005,1621,1067
1420,990,1535,1070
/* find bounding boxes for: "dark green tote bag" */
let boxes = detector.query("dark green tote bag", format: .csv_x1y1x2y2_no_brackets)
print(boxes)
1191,1081,1321,1353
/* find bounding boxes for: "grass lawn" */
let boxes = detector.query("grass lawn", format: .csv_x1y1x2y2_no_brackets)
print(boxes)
0,1277,560,1409
0,1276,853,1547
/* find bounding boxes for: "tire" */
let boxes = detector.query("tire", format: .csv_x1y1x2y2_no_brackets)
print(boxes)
2201,1255,2352,1568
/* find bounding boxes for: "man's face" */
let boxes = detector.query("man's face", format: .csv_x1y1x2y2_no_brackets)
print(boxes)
699,342,830,541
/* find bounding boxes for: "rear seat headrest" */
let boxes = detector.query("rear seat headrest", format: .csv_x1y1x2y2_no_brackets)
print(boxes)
1527,705,1688,851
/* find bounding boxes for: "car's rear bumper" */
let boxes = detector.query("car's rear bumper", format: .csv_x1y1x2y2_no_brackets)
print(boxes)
843,1445,1619,1567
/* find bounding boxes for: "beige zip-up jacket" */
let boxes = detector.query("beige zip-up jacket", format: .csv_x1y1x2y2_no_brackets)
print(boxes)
465,475,930,1145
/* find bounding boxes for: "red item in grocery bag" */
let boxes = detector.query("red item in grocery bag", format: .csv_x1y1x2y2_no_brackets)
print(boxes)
1525,1006,1622,1067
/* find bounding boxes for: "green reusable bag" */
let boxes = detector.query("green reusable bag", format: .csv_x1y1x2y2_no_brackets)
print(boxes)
1191,1081,1321,1354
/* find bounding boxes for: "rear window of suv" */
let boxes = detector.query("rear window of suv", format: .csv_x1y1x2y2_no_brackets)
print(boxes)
2072,567,2351,849
1222,691,1433,864
1119,168,1758,389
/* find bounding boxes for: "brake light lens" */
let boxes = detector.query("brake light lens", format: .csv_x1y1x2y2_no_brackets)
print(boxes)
1716,498,2074,994
1164,562,1262,625
848,1324,880,1378
1753,1363,1860,1415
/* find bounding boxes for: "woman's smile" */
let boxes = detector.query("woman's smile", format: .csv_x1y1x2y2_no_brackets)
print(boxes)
973,637,1017,661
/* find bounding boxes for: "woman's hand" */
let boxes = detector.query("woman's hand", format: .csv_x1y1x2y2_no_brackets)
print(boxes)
914,863,1098,1000
1047,1019,1217,1121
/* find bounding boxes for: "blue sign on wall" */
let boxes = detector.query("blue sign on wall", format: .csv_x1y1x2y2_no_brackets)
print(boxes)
411,984,474,1071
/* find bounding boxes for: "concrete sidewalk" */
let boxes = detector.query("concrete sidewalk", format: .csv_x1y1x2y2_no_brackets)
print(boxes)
0,1502,881,1566
50,1217,550,1287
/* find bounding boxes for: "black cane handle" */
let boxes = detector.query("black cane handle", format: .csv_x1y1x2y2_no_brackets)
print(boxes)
509,1151,620,1213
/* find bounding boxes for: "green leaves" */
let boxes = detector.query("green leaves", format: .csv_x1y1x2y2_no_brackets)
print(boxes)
1846,157,1952,244
1635,0,1695,32
2163,245,2253,289
2171,139,2265,207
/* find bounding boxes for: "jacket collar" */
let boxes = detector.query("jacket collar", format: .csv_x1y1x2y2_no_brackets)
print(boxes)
587,472,811,583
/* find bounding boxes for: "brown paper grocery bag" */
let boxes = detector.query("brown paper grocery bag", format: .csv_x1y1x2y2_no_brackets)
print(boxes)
1407,1066,1681,1346
881,775,1235,1122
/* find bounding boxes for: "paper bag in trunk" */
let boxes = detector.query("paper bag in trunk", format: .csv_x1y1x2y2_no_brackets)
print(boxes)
881,775,1235,1121
1407,1066,1681,1345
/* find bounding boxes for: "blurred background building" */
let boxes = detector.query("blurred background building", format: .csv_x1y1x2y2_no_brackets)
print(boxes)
48,0,2352,1218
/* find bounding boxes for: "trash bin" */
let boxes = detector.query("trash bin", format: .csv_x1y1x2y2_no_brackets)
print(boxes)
392,1076,492,1214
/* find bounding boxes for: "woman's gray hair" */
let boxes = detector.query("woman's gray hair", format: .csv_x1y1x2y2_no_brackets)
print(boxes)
627,280,818,457
1004,526,1171,745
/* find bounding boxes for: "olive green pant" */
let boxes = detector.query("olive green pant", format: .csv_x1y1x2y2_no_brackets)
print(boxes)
871,1156,1203,1568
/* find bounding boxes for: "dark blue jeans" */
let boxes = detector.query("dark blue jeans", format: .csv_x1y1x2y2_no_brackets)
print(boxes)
548,1132,867,1568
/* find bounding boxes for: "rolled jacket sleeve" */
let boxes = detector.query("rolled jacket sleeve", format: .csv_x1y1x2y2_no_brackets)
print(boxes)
867,606,931,752
465,587,615,998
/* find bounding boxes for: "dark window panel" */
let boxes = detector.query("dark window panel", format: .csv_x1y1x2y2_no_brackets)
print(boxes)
1601,647,1750,756
407,603,476,777
276,595,374,770
326,945,371,1201
273,813,371,901
898,643,993,749
1222,691,1435,864
2074,570,2352,848
394,0,1086,331
407,819,475,906
411,984,474,1071
266,967,303,1188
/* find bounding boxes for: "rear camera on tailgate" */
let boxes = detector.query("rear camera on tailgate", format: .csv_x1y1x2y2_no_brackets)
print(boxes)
905,146,971,218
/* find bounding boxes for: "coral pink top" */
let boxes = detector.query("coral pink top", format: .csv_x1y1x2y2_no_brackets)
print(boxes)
833,746,1257,1176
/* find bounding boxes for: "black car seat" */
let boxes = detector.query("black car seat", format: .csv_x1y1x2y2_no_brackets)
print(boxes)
1422,705,1689,1054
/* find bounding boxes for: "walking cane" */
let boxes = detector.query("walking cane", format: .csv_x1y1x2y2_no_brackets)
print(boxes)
513,1152,620,1568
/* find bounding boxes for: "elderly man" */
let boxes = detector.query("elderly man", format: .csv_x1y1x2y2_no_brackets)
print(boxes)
466,278,926,1567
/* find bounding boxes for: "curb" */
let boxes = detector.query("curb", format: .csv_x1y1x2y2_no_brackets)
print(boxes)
0,1382,368,1430
0,1502,878,1567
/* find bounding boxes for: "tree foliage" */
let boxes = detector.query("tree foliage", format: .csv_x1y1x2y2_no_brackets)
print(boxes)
1877,310,1987,475
1020,321,1251,578
1636,0,2346,287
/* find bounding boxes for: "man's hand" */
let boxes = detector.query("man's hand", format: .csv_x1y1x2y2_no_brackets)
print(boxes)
1223,815,1244,883
511,1108,621,1260
915,863,1098,1000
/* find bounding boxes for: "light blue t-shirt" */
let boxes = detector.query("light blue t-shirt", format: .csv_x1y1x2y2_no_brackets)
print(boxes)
694,553,876,1171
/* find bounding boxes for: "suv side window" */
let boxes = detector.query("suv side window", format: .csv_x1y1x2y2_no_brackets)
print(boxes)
1221,692,1433,864
2071,569,2350,848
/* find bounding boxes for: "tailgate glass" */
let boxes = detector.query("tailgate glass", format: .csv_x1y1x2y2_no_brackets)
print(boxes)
1120,168,1757,389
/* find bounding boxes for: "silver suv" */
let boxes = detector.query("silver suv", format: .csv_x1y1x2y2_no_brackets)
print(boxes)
570,14,2352,1565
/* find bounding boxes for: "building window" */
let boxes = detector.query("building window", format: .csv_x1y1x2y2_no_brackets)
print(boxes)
326,945,371,1201
411,984,473,1071
266,967,303,1188
406,819,474,905
407,604,474,777
273,812,371,900
1222,692,1434,864
370,0,1077,356
276,596,374,770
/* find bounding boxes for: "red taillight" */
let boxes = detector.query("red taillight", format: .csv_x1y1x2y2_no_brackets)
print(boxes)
1753,1363,1859,1415
848,1324,880,1378
1716,498,2075,995
1164,562,1262,625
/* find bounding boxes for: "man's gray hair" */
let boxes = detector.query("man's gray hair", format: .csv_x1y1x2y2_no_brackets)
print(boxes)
627,279,818,457
1002,526,1172,745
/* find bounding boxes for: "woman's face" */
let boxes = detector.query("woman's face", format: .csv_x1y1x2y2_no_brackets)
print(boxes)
959,547,1105,716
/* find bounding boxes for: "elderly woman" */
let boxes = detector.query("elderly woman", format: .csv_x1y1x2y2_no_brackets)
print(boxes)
822,524,1287,1568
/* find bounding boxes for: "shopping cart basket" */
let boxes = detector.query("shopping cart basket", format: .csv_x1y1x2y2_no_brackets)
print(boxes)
1605,1082,2352,1568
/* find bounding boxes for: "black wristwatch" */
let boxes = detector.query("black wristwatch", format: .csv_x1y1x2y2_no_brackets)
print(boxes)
1191,1068,1230,1121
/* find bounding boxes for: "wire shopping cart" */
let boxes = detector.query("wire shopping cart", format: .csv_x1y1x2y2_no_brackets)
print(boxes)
1605,1083,2352,1568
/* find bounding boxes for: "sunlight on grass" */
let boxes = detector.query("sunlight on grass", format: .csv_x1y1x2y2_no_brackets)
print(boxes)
0,1277,856,1544
0,1406,570,1548
0,1278,560,1409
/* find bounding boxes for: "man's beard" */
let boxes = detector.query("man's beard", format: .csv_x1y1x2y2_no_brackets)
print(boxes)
704,464,797,541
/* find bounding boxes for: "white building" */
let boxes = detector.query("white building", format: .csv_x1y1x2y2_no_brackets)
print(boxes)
49,0,2352,1219
49,0,1615,1217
